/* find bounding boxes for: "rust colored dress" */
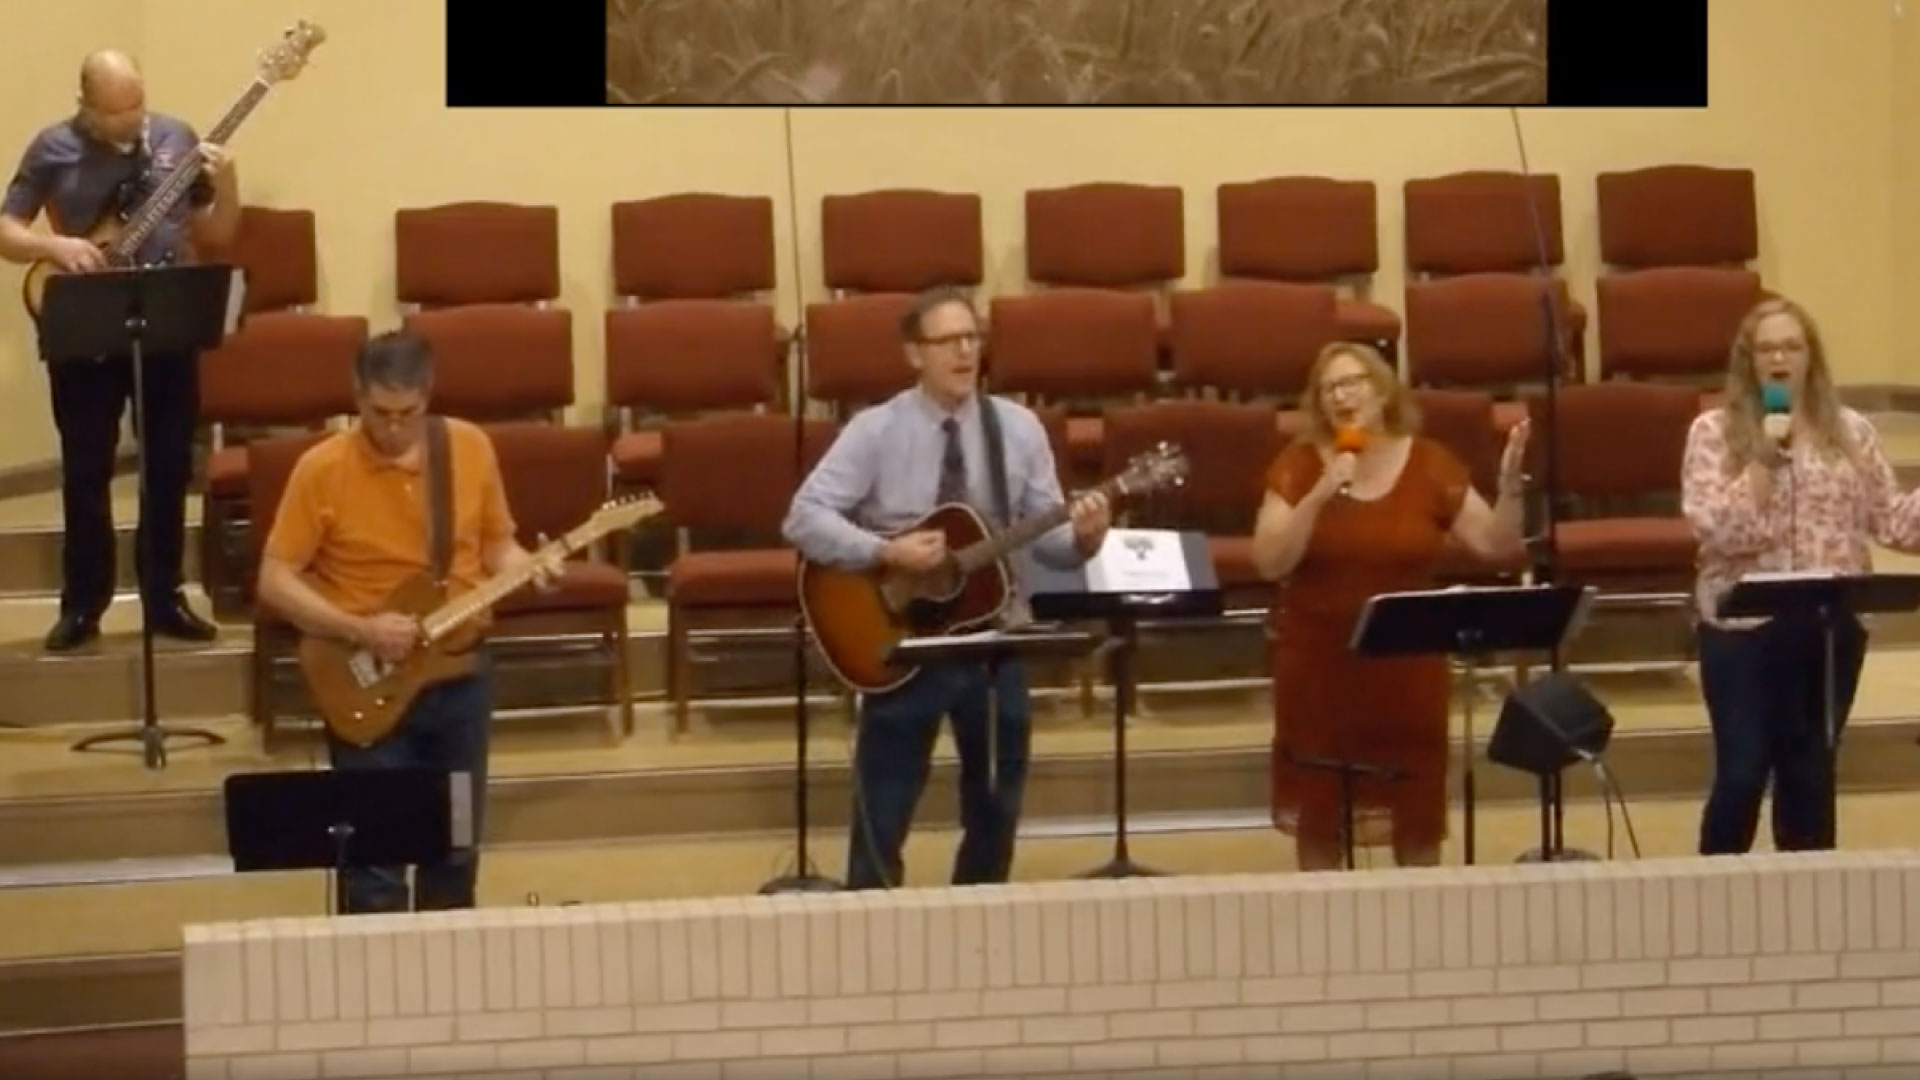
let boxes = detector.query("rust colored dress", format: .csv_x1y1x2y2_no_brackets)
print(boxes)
1266,436,1471,854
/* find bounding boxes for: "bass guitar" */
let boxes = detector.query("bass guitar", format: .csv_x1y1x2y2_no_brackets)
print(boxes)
301,495,660,747
800,443,1188,694
21,20,327,320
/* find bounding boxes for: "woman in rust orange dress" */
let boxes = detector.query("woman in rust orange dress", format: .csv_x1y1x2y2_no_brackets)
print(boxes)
1252,343,1530,870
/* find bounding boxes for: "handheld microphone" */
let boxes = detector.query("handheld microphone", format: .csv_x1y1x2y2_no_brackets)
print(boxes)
1761,379,1797,569
1761,381,1793,450
1333,427,1367,496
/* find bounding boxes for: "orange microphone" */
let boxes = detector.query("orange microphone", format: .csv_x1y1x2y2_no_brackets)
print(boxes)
1332,427,1367,496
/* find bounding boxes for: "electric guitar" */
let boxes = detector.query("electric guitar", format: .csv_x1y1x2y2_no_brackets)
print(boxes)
301,495,660,747
20,20,327,320
799,444,1189,694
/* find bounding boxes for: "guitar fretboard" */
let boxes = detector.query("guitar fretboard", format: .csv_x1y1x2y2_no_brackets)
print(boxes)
952,472,1133,573
111,79,270,259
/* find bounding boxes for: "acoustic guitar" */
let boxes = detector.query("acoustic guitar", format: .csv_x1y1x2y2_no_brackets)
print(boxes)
20,20,327,320
301,495,661,747
800,443,1189,695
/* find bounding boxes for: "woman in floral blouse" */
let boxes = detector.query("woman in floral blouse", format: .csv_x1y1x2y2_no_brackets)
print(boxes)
1681,297,1920,855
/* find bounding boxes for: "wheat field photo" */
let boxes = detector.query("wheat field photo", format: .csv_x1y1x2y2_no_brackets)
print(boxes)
605,0,1545,106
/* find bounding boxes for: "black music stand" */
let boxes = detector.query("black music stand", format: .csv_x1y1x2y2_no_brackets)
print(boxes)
885,625,1103,883
1279,746,1406,872
1352,583,1594,866
1719,571,1920,848
43,264,243,770
1030,529,1223,879
223,767,472,916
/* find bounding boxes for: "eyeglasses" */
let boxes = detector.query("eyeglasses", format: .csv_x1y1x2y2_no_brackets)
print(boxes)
1319,374,1372,398
914,331,982,350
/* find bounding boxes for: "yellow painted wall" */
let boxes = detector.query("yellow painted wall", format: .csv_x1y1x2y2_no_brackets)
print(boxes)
0,0,1907,474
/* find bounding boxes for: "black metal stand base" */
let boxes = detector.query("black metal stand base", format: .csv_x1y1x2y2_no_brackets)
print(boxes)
758,614,840,896
72,724,224,770
1077,621,1163,881
1516,847,1600,863
1079,851,1163,880
759,873,842,895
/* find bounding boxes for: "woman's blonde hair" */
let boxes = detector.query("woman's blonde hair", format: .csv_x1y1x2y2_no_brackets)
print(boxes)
1719,297,1850,471
1299,341,1421,443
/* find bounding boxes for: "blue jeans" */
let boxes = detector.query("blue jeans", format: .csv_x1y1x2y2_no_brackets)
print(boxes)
1697,617,1865,855
326,656,492,913
846,659,1032,890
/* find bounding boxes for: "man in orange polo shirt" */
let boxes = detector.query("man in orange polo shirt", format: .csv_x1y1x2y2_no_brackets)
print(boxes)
258,330,560,914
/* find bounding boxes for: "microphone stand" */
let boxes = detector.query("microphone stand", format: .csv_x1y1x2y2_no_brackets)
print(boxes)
761,107,838,895
1509,108,1594,864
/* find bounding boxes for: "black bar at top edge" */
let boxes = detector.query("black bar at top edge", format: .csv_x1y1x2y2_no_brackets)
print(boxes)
445,2,604,107
1546,0,1708,107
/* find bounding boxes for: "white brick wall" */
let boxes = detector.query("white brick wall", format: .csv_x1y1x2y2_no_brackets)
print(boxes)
183,850,1920,1078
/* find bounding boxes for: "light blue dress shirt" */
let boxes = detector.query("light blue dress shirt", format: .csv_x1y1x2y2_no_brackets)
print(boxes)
782,387,1085,584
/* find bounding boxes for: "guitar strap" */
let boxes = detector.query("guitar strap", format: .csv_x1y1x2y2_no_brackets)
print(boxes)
977,393,1013,530
424,415,454,585
977,393,1031,629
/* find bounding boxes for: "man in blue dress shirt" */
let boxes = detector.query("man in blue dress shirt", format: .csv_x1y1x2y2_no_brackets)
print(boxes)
784,286,1112,889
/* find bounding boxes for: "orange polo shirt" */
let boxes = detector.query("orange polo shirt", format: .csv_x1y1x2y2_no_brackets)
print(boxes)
262,418,517,616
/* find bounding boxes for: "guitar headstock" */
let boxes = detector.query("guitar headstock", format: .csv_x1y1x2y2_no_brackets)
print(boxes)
1114,442,1190,496
580,494,664,539
258,20,326,84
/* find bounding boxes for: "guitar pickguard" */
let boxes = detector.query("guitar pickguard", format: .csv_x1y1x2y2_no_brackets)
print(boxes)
346,649,388,689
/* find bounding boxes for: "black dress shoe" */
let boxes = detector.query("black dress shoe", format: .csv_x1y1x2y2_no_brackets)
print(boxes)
148,595,218,643
44,613,102,653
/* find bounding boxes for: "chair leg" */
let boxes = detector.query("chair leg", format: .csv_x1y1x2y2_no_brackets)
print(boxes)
667,606,689,739
250,625,273,751
612,610,634,739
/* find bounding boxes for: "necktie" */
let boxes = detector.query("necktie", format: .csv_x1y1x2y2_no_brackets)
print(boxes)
938,417,968,505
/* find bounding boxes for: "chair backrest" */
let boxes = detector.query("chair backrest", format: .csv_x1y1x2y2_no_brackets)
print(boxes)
660,413,836,537
484,421,614,551
1168,282,1339,398
1596,267,1764,381
219,206,318,312
1524,382,1700,505
1216,176,1380,282
610,193,776,300
200,312,365,426
402,305,574,420
1410,388,1499,498
1404,274,1579,389
986,289,1160,400
244,430,335,565
604,300,780,413
804,293,920,410
1404,171,1565,276
1025,182,1185,287
822,189,983,294
1596,165,1758,269
1101,400,1281,534
394,201,560,306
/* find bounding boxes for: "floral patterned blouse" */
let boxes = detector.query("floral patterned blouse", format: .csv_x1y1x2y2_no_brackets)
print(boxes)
1681,406,1920,628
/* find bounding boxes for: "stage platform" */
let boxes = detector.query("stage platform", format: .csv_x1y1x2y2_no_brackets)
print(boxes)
0,409,1919,1034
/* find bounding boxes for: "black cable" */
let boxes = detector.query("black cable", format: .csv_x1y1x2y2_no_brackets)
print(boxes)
1507,107,1566,609
1593,759,1643,858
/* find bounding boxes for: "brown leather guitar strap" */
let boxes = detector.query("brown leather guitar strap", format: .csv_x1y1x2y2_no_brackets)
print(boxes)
424,415,453,585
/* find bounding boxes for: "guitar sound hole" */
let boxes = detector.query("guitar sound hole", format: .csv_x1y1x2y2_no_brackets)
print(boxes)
902,597,948,633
